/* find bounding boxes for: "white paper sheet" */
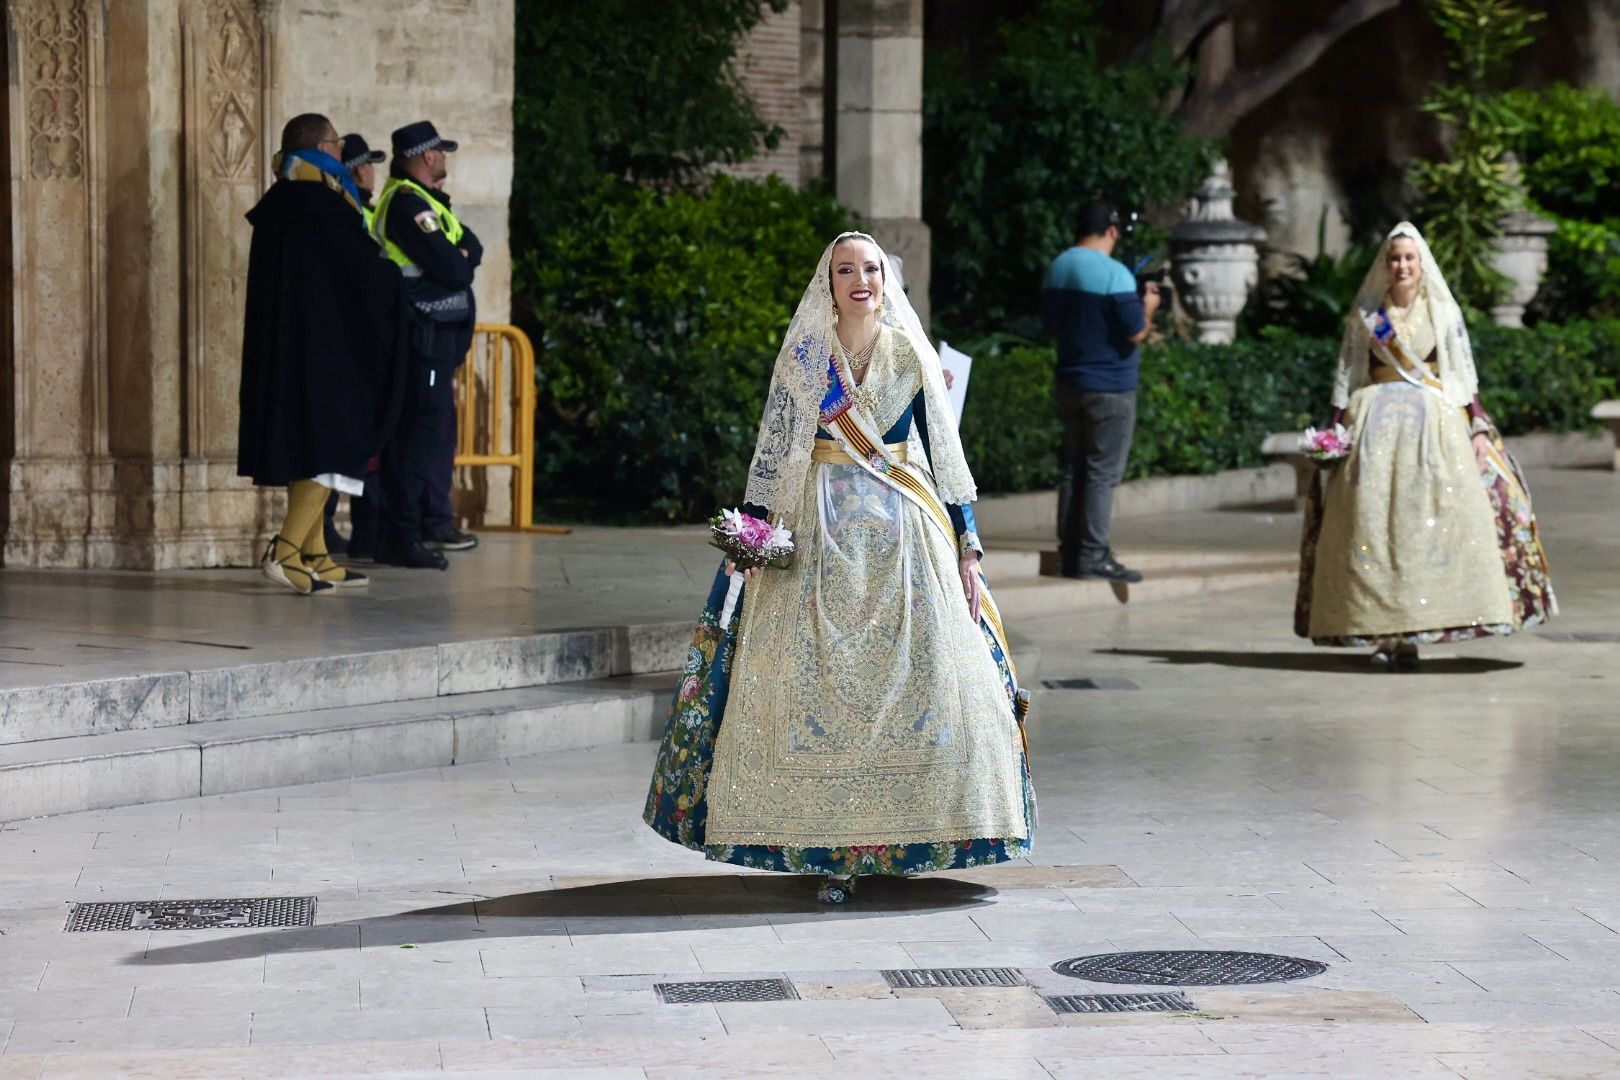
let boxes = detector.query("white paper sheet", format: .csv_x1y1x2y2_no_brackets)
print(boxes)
936,341,972,429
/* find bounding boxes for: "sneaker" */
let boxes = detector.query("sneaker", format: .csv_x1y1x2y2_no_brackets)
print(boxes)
423,527,478,552
1077,556,1143,583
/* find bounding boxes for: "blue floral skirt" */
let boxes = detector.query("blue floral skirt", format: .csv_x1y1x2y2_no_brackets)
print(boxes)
642,566,1033,877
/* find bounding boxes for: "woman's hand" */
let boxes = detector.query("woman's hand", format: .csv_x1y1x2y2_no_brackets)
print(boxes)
959,553,982,625
1472,431,1493,472
725,560,762,584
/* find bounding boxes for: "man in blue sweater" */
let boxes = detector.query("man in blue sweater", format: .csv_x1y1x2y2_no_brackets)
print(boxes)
1042,202,1161,582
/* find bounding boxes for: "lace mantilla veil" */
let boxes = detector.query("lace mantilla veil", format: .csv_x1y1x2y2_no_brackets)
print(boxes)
1334,221,1480,409
743,231,977,519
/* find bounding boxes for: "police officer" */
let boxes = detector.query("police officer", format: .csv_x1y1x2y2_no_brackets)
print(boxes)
374,121,483,569
320,132,391,560
341,133,386,227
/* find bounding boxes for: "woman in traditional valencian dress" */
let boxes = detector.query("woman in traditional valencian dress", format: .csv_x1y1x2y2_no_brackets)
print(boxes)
644,232,1034,903
1296,222,1555,669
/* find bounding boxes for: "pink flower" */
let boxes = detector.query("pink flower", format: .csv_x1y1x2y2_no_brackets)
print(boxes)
737,514,776,548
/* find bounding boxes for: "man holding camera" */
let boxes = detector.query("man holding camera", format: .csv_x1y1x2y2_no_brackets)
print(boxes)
1042,201,1160,583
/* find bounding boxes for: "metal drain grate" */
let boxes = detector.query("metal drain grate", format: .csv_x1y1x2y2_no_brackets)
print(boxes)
883,967,1026,988
65,896,317,933
1540,632,1620,644
1053,950,1326,986
654,978,798,1004
1046,991,1195,1014
1042,677,1139,691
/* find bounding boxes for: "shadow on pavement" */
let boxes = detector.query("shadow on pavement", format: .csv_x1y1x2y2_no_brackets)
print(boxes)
1103,647,1524,675
123,874,995,967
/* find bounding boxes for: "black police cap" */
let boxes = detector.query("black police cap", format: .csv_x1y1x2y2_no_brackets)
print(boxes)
391,121,459,160
340,133,386,170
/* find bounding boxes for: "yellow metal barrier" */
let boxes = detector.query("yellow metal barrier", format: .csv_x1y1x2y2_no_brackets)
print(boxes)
453,323,564,533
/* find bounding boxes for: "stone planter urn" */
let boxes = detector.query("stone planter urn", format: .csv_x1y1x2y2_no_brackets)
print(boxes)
1169,159,1266,345
1488,154,1556,328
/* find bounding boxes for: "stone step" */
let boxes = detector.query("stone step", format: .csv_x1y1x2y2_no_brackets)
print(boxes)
992,559,1299,621
0,622,694,747
0,674,678,823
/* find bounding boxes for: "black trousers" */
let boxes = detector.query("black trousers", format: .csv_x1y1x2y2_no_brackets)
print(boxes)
1056,385,1137,572
382,364,456,547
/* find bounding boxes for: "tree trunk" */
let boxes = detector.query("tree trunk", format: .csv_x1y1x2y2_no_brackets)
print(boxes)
1174,0,1404,138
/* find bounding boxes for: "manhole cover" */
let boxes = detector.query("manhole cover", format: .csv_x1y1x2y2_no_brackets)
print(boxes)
1053,950,1326,986
883,967,1025,988
654,978,798,1004
1042,677,1139,691
66,897,317,932
1046,991,1195,1014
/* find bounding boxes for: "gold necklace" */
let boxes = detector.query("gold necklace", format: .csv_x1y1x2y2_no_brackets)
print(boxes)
838,332,878,372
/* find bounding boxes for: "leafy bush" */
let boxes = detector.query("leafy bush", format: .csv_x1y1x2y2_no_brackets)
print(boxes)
1473,318,1620,433
955,319,1618,496
1407,0,1545,309
923,0,1212,338
512,1,788,261
954,340,1063,493
525,176,856,521
1504,84,1620,320
1132,330,1337,480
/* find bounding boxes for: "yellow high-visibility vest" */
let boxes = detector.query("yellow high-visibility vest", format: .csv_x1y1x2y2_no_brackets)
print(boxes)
371,177,464,271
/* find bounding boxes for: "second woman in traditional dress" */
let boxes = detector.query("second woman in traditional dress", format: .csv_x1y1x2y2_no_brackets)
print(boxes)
644,232,1034,903
1296,222,1555,669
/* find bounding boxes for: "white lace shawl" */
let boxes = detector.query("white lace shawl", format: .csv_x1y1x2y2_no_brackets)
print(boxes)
1334,221,1480,409
743,232,977,518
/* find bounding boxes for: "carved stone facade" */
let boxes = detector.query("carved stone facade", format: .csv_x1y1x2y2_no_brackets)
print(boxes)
1,0,514,568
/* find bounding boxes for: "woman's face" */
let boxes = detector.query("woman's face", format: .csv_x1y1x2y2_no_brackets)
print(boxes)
1386,236,1422,293
831,238,884,319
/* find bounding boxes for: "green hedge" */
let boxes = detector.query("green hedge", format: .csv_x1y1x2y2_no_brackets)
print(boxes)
524,171,1620,518
955,321,1618,495
522,175,856,520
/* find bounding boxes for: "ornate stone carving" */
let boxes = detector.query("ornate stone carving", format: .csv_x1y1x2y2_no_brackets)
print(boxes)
20,0,86,180
1169,159,1266,345
181,0,270,461
202,1,261,181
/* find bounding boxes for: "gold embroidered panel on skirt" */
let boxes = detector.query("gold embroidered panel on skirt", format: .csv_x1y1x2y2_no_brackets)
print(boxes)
1308,382,1513,638
706,442,1027,848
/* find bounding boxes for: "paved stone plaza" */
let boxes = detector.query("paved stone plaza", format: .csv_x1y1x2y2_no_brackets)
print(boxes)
1,469,1618,1078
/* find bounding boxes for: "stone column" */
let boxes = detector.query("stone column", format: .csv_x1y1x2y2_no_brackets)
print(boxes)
4,0,106,568
834,0,929,327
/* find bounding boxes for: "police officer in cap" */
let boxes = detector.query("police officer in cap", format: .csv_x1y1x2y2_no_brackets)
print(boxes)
374,120,483,569
341,133,386,228
320,132,392,560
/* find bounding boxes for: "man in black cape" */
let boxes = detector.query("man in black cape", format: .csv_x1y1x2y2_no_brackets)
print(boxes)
238,113,407,594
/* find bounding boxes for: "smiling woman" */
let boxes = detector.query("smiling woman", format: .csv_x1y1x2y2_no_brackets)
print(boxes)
643,231,1035,906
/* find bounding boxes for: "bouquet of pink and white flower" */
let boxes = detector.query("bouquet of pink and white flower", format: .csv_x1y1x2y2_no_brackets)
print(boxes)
1299,423,1353,465
709,509,795,626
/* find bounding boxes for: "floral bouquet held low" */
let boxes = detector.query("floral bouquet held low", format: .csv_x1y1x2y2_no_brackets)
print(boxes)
709,508,794,627
1300,423,1353,466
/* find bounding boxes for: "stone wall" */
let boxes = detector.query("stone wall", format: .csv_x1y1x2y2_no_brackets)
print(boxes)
726,0,803,185
1,0,515,568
